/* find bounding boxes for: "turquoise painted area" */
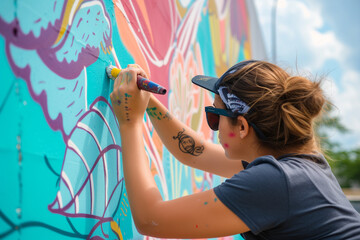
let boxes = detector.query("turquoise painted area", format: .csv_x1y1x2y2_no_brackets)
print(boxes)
18,0,64,37
0,0,16,23
9,44,87,136
55,2,111,63
196,9,217,77
0,1,250,239
0,38,65,159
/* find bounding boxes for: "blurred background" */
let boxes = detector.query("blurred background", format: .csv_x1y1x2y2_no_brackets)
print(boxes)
254,0,360,211
0,1,359,239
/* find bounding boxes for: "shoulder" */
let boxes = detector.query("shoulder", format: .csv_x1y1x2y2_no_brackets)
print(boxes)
216,155,288,196
243,155,286,180
214,155,290,233
215,155,287,194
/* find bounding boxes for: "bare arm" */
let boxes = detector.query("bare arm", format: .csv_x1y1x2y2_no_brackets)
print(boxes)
110,65,249,238
120,119,250,239
146,94,243,178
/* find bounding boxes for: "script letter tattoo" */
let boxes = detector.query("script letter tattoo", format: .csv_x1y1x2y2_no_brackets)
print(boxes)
173,128,204,156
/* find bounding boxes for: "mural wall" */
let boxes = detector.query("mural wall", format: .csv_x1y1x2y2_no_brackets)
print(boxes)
0,0,266,239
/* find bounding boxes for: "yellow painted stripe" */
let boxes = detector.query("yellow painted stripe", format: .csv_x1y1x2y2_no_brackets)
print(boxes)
110,221,123,240
54,0,84,45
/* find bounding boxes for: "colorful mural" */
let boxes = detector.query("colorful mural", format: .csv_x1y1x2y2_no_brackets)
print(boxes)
0,0,265,239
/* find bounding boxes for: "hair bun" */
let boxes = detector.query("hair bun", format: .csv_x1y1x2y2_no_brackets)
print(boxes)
280,76,325,117
278,76,325,143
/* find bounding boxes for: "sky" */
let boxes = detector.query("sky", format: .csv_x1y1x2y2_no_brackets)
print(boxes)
253,0,360,150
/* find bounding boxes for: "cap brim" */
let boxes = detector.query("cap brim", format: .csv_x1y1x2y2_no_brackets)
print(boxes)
191,75,219,94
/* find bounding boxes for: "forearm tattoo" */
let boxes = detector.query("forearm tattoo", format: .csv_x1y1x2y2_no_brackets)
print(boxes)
146,107,172,121
173,128,204,156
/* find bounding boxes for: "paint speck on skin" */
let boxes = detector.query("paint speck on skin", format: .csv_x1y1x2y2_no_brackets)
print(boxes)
214,198,217,202
196,224,198,228
224,143,229,148
229,132,236,137
204,201,208,205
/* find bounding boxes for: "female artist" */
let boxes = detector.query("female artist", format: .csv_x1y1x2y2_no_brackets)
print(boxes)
110,60,360,239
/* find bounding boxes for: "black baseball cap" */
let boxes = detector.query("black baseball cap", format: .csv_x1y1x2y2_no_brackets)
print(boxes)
191,60,257,94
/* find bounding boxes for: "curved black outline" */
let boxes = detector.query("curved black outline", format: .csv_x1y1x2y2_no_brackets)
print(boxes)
0,210,88,239
44,155,61,186
0,80,15,115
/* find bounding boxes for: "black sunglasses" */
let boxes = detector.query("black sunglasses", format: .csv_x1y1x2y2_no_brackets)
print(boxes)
205,106,238,131
204,106,267,140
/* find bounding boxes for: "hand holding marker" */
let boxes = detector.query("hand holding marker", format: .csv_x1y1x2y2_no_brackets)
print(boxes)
106,65,167,95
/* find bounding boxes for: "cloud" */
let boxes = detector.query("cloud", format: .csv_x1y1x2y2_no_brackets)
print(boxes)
254,0,360,148
275,0,348,71
325,70,360,147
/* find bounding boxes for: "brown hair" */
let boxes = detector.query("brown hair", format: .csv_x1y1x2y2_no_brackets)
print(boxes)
220,61,326,150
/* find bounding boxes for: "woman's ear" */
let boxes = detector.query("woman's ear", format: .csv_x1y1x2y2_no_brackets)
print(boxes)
237,116,250,139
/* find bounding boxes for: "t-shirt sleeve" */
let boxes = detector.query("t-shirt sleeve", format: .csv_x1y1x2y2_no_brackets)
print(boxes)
214,160,289,234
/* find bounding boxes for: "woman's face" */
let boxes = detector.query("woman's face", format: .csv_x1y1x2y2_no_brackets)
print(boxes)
213,95,240,158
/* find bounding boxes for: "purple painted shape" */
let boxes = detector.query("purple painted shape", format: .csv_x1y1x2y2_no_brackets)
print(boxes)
1,0,113,81
77,18,83,28
48,145,122,216
88,218,113,240
34,18,42,23
0,4,65,50
72,80,79,92
75,109,83,117
2,0,113,140
102,179,122,217
67,101,75,108
71,36,74,47
37,44,99,79
48,97,122,219
5,49,67,139
79,86,83,98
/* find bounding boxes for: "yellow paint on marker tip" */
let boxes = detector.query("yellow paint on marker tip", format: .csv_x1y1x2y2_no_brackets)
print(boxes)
110,67,121,80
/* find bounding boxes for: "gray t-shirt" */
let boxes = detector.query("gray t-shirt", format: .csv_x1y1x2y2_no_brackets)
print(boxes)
214,154,360,239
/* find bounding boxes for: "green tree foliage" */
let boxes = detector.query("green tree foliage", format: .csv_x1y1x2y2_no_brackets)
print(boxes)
316,104,360,188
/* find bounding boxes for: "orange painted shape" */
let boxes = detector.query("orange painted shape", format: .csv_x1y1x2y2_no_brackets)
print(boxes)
137,0,154,45
220,19,226,52
114,5,150,76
